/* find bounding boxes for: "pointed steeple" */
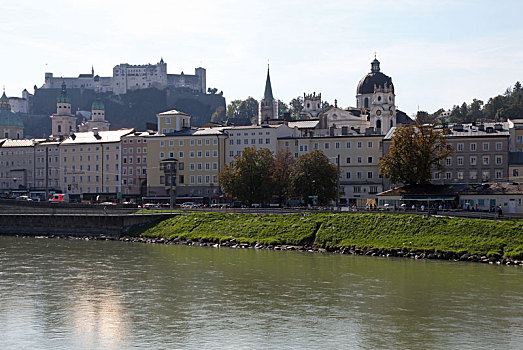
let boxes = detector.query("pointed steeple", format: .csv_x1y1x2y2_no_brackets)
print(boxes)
1,87,11,110
263,65,274,100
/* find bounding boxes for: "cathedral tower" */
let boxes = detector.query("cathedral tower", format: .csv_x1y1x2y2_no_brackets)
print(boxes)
356,57,396,134
50,81,77,137
258,65,278,125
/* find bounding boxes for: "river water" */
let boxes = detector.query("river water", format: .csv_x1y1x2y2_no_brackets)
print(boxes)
0,236,521,349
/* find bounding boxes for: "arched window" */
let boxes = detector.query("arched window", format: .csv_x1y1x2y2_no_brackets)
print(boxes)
376,119,382,130
307,103,310,109
364,97,369,108
58,125,62,133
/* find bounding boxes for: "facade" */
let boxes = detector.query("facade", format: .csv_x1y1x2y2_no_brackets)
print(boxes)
157,109,191,135
50,82,77,138
508,118,523,152
42,59,206,95
0,91,24,139
0,139,37,193
223,124,295,164
258,67,278,125
121,131,161,198
34,141,61,194
278,134,384,206
146,128,227,200
59,129,134,200
383,122,510,186
509,152,523,182
8,89,32,115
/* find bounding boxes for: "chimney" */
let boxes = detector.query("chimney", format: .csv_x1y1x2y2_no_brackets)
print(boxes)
93,128,101,139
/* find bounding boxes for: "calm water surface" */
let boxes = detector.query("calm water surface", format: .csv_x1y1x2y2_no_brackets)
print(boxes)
0,236,521,349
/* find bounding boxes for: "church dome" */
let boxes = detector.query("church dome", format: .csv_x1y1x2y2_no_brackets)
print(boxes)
356,58,394,95
0,92,23,128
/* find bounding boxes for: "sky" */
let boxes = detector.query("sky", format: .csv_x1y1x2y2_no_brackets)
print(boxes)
1,0,522,117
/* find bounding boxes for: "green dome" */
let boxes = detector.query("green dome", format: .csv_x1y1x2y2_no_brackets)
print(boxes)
0,109,24,127
57,81,71,104
91,96,104,111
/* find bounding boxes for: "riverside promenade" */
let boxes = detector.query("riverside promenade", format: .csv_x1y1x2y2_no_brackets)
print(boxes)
0,200,177,236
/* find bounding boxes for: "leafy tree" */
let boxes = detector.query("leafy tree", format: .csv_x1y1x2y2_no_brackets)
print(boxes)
514,81,522,92
218,147,274,205
290,150,337,204
321,101,333,111
288,96,304,119
226,99,243,119
271,149,295,206
379,122,452,185
278,99,289,118
226,97,259,121
210,106,226,123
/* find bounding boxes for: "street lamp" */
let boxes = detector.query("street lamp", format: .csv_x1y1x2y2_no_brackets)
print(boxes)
160,158,178,209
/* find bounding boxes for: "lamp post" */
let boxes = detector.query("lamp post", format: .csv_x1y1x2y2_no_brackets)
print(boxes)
160,158,178,209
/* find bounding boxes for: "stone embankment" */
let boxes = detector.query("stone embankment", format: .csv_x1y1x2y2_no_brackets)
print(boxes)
13,234,522,266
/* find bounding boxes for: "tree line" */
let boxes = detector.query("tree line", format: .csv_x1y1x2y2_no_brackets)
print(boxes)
212,96,334,124
218,147,337,206
427,81,523,124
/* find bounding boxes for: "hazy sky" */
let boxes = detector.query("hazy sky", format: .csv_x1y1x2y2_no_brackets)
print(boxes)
1,0,522,116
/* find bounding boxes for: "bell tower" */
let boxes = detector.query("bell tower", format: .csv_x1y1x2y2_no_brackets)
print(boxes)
258,65,278,125
50,81,77,137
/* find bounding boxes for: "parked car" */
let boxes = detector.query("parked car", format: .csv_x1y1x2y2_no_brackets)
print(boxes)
181,202,196,208
16,195,32,201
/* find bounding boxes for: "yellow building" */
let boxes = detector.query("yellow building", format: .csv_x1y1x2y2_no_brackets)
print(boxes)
278,134,384,206
147,128,227,202
59,128,134,201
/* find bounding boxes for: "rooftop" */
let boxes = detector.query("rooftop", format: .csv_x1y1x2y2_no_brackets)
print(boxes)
60,129,134,145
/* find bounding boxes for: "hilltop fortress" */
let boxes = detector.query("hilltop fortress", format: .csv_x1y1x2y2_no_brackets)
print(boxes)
42,58,206,95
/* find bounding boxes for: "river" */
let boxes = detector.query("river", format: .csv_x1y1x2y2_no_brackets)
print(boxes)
0,236,521,349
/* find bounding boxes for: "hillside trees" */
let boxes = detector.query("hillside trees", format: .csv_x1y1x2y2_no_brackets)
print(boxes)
379,122,451,185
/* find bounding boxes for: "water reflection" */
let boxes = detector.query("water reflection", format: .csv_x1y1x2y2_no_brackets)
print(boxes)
0,237,521,349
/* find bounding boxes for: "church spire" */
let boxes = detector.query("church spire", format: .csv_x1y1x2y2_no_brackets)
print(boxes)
263,65,274,100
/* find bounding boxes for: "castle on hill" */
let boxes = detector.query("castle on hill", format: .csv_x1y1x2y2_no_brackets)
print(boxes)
42,58,206,95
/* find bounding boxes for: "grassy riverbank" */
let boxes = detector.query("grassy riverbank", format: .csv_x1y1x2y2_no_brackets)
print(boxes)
133,212,523,259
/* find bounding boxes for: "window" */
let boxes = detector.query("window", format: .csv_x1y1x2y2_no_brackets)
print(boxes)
335,142,340,149
197,139,202,145
160,152,165,159
160,140,165,147
470,156,477,165
495,155,502,165
457,171,464,180
346,157,351,164
446,157,452,166
190,175,195,184
369,186,378,194
346,172,351,179
237,139,241,145
513,169,519,177
357,141,362,149
357,172,362,179
197,151,202,158
469,171,477,180
251,139,256,144
470,143,477,151
179,151,184,158
353,186,361,193
190,163,195,171
368,156,373,164
357,157,362,164
482,156,489,165
495,170,503,179
483,142,489,151
457,143,464,151
324,143,330,149
314,143,319,150
197,175,202,184
482,171,490,181
266,139,271,144
367,171,373,179
190,151,195,158
445,172,452,179
368,141,373,148
433,172,440,180
457,156,464,165
346,142,351,149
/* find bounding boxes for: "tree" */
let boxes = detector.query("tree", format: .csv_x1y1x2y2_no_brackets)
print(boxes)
278,99,289,118
288,96,304,119
226,100,243,119
321,101,333,111
218,147,274,205
271,149,295,206
210,106,226,123
379,122,451,185
290,150,337,204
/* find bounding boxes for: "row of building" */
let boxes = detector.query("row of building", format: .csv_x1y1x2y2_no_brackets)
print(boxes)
1,58,523,211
